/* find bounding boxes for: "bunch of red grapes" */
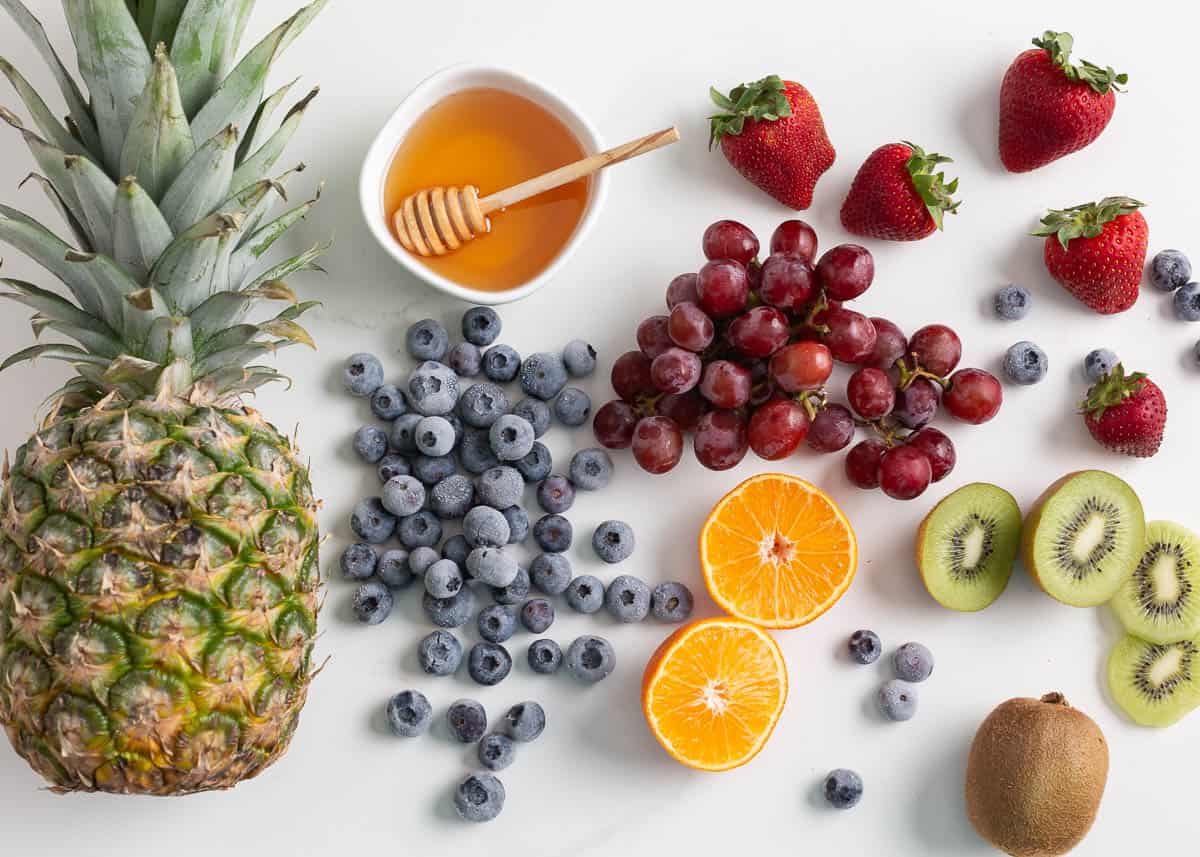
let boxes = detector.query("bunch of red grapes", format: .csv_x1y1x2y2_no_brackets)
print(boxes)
592,219,1004,501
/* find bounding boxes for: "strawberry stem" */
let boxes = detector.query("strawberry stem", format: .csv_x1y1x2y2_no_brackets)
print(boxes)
1033,31,1128,95
902,141,961,230
1031,196,1144,250
1079,363,1147,419
708,75,792,148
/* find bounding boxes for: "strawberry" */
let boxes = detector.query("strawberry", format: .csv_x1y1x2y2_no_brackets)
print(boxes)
839,142,960,241
1033,197,1148,314
709,75,835,210
1080,364,1166,458
999,31,1127,173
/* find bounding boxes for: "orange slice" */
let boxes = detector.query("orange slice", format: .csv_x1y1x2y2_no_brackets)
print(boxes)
700,473,857,628
642,618,787,771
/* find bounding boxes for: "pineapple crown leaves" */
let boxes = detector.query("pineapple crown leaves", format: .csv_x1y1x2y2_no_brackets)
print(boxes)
902,141,961,230
1033,30,1128,94
1031,196,1144,250
1078,363,1149,419
708,75,792,148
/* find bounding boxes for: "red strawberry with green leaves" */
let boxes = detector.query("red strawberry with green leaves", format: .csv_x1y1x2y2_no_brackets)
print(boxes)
839,142,960,241
1081,364,1166,458
999,31,1127,172
1034,196,1148,314
709,75,835,210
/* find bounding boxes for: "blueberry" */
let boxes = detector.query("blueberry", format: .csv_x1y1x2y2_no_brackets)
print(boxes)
993,284,1032,320
446,341,482,377
462,307,501,347
442,534,470,567
445,411,465,447
566,635,616,683
405,318,449,361
425,558,464,599
879,679,918,721
569,448,613,491
512,398,551,438
352,580,393,625
848,630,882,665
520,598,554,633
565,575,604,613
414,415,455,457
477,732,515,771
520,352,568,400
343,352,383,397
1173,282,1200,321
377,548,414,588
482,344,521,382
446,698,487,743
454,772,505,823
527,639,563,674
477,604,517,643
459,427,500,474
477,466,524,509
423,588,476,628
353,425,388,463
562,339,597,377
398,509,442,549
418,629,463,675
430,474,474,519
377,453,410,484
386,689,432,737
500,505,529,544
468,641,512,685
823,769,863,810
458,383,510,429
381,474,425,518
592,520,635,563
350,498,395,544
1151,249,1192,292
504,701,545,742
1084,348,1119,383
466,547,518,587
411,453,456,486
537,474,575,513
388,413,422,454
491,566,530,605
408,545,439,576
489,414,535,461
553,387,591,427
605,574,650,622
533,514,572,553
893,642,934,682
340,542,377,580
1002,341,1048,385
370,384,407,420
650,582,693,623
515,442,553,483
407,361,459,416
464,505,511,548
530,553,572,595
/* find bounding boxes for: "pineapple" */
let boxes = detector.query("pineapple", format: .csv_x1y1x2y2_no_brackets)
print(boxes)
0,0,329,794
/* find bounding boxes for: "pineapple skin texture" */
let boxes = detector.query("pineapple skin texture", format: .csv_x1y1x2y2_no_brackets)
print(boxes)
0,396,320,795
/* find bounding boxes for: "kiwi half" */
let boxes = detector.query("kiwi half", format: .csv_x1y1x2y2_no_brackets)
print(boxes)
1021,470,1145,607
1110,521,1200,644
1107,633,1200,727
917,483,1021,611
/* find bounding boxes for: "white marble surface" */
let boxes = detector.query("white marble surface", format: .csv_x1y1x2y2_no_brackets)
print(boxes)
1,1,1197,854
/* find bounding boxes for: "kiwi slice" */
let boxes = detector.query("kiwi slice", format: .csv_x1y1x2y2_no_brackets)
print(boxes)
1110,521,1200,644
917,483,1021,611
1107,633,1200,727
1021,470,1145,607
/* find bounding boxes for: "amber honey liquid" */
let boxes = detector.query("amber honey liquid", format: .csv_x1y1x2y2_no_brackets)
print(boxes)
383,87,590,292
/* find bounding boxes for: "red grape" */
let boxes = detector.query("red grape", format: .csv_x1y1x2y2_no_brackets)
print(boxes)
758,253,816,310
667,302,715,352
702,220,759,267
893,377,940,429
807,404,855,453
907,427,956,482
728,306,790,358
770,342,833,392
636,315,673,359
699,360,752,408
845,439,887,489
632,416,684,474
694,409,749,471
650,347,702,394
697,260,749,317
909,324,961,376
821,307,877,363
657,390,707,433
611,351,654,401
748,398,810,460
666,273,699,308
864,317,907,369
879,445,932,500
943,368,1002,424
816,244,874,301
770,219,818,262
846,367,896,420
593,400,638,449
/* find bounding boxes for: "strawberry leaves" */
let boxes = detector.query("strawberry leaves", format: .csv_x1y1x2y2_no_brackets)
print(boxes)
1033,30,1128,95
708,75,792,148
1080,363,1147,420
903,141,960,230
1032,196,1144,250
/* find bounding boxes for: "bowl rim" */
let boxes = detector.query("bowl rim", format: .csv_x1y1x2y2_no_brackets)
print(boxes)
358,62,609,306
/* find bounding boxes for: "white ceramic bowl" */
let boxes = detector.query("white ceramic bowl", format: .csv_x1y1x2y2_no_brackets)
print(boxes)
359,64,608,306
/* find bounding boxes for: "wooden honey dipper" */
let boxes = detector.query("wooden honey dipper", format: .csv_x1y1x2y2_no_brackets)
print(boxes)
392,126,680,257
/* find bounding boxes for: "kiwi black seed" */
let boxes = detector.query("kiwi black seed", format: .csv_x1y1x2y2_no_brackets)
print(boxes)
1107,633,1200,727
1111,521,1200,644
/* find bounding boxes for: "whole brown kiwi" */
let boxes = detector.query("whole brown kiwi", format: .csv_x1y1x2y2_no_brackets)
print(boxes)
965,693,1108,857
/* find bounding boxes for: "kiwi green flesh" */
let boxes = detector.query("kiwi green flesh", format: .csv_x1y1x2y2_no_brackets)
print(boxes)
1028,471,1145,607
1107,633,1200,727
919,483,1021,612
1111,521,1200,644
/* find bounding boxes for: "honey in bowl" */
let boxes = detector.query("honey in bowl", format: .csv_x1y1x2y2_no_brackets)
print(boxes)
383,87,590,292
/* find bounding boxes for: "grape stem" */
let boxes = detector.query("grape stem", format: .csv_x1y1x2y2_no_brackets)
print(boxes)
895,354,949,391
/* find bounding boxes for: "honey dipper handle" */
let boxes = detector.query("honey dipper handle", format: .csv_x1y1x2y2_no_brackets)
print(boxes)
477,126,680,214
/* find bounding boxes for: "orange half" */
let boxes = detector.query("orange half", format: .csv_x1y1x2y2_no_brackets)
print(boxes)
642,618,787,771
700,473,857,628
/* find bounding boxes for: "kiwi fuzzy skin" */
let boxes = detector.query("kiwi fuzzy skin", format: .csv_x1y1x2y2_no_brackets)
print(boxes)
965,693,1109,857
